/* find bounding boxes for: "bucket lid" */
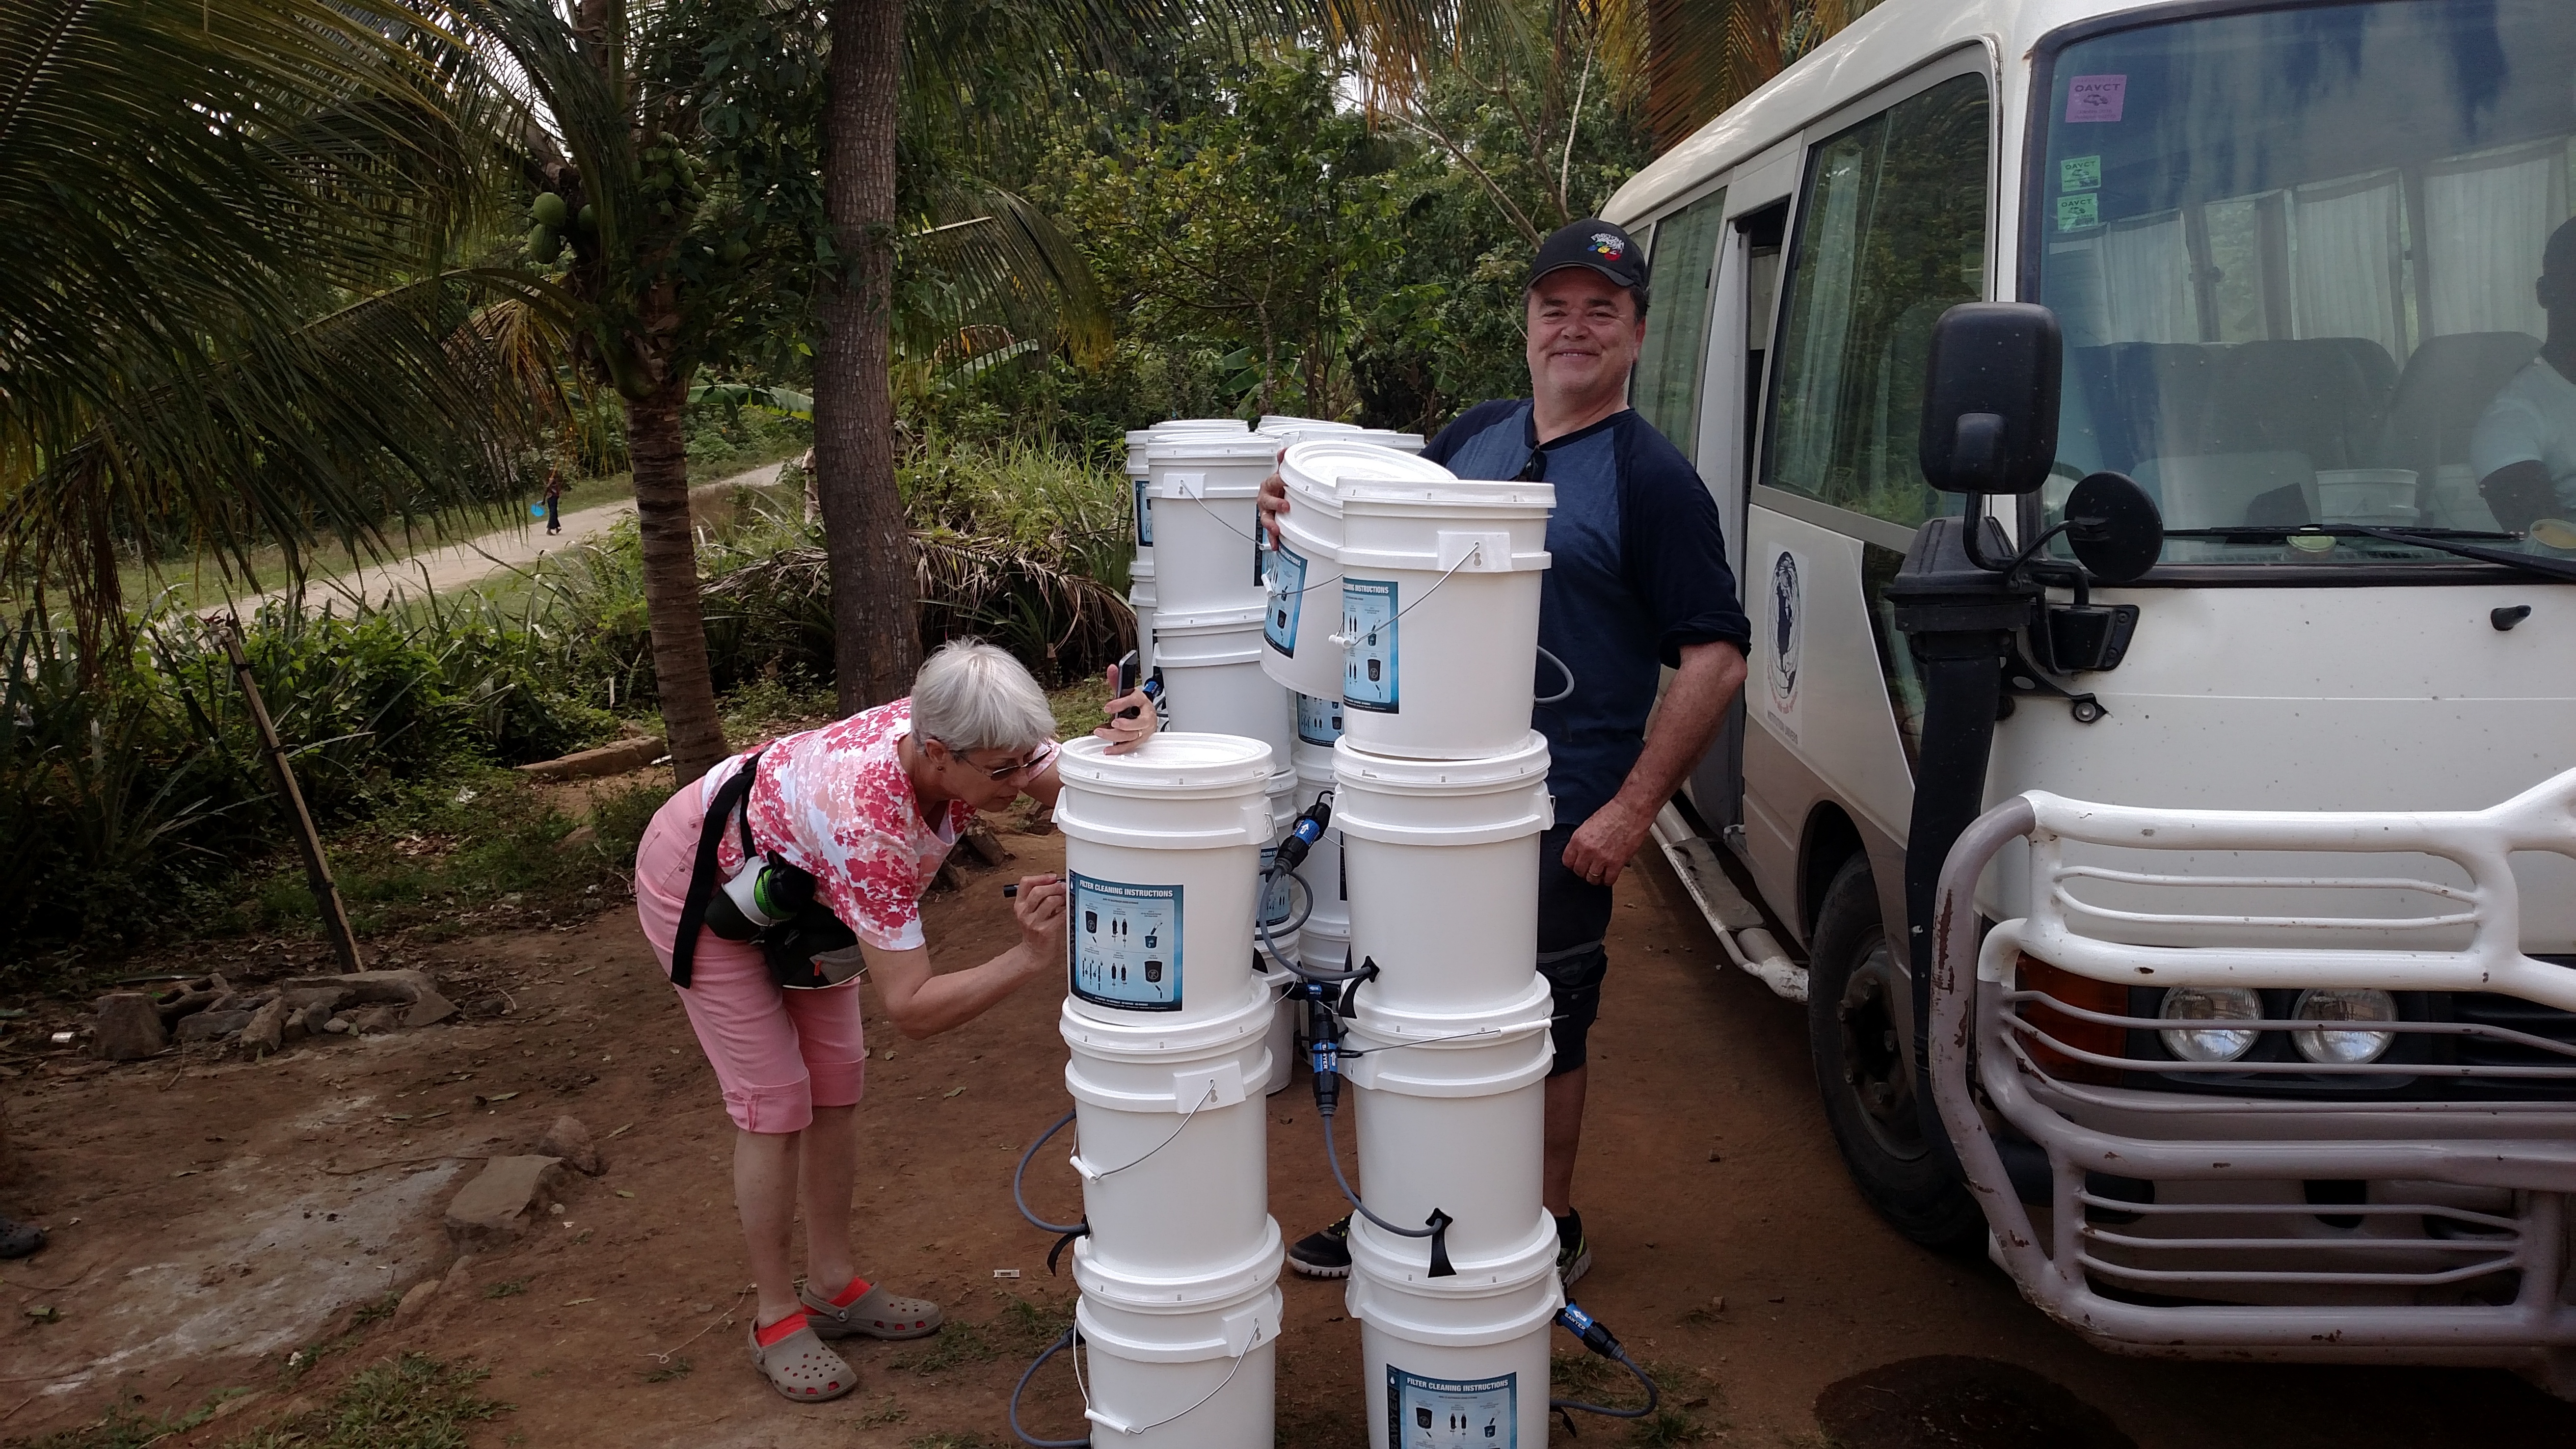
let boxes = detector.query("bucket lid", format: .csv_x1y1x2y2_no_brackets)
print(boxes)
1280,439,1456,509
1346,1208,1561,1295
1290,740,1337,782
1058,733,1274,794
1073,1220,1285,1308
1148,432,1278,468
1333,733,1550,794
1359,429,1426,453
1345,971,1554,1046
1060,982,1274,1059
1151,603,1266,636
1338,473,1554,512
1154,418,1251,435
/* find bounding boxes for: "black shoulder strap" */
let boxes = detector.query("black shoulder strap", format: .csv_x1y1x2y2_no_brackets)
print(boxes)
669,752,761,989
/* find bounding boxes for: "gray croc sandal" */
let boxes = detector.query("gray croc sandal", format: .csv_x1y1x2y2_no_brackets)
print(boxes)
746,1317,855,1401
799,1280,944,1341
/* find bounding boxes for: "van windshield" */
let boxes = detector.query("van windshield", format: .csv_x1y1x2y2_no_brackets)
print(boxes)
2034,0,2576,568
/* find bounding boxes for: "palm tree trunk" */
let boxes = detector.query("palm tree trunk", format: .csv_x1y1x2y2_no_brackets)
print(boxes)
628,372,731,783
816,0,917,715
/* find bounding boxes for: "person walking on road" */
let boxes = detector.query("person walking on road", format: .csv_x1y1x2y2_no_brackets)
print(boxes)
542,468,564,535
1262,219,1752,1288
632,639,1155,1402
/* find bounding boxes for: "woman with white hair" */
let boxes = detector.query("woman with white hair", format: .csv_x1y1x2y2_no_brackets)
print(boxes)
631,639,1153,1401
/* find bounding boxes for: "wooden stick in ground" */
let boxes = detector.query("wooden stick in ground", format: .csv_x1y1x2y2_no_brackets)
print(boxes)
212,618,363,975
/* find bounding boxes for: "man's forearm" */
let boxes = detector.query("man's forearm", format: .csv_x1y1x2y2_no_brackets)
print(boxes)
1606,643,1747,821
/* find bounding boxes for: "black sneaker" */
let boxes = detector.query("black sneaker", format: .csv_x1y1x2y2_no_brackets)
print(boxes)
1288,1215,1353,1279
1555,1210,1592,1289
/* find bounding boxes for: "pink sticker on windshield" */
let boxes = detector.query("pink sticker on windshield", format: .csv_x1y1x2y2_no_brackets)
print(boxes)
2066,75,2128,122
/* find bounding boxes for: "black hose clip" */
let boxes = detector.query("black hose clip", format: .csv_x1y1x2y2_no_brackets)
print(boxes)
1046,1227,1086,1277
1424,1209,1455,1278
1272,794,1333,874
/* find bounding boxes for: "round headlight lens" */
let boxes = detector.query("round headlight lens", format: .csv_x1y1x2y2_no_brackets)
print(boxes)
2158,986,2264,1063
2292,988,2397,1066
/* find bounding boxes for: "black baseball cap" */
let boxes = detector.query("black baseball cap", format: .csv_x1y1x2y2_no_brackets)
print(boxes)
1527,218,1648,294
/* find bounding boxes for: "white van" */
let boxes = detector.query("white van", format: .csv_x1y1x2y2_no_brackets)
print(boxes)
1607,0,2576,1384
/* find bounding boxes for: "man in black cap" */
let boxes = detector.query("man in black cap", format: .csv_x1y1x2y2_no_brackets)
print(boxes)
1263,219,1751,1286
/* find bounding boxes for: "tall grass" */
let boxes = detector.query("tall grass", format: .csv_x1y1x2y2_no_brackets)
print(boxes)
0,439,1136,971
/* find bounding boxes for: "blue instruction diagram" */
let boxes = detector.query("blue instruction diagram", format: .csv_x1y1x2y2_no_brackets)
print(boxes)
1295,693,1343,746
1134,481,1152,546
1069,874,1182,1012
1389,1368,1515,1447
1342,577,1399,713
1264,540,1310,656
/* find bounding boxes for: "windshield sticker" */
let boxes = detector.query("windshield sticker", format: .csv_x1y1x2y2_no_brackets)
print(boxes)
2066,75,2127,123
2061,155,2101,193
1069,874,1181,1012
1342,577,1399,714
2057,194,2102,233
1390,1368,1515,1448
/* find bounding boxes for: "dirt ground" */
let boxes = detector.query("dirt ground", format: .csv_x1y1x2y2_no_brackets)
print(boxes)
9,820,2576,1448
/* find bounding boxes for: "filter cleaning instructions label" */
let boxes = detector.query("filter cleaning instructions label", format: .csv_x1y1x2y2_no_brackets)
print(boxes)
1389,1368,1514,1446
1342,577,1398,713
1069,874,1181,1012
1265,541,1309,656
1295,693,1343,745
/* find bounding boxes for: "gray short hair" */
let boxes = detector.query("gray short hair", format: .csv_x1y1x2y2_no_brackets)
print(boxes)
910,639,1055,754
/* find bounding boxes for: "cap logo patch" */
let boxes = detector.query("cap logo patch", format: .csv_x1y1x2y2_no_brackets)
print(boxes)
1589,233,1626,259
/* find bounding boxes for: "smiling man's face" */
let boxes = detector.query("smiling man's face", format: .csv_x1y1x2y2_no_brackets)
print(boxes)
1525,268,1646,410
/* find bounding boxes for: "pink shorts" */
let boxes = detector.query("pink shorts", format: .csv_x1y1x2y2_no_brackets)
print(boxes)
635,786,865,1134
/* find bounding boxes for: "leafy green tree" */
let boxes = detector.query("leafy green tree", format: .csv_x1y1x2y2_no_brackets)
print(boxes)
458,0,834,780
0,0,554,647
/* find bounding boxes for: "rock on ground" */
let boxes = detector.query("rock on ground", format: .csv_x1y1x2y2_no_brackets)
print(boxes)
444,1156,568,1253
175,1009,253,1044
91,994,168,1061
279,969,458,1028
536,1115,602,1176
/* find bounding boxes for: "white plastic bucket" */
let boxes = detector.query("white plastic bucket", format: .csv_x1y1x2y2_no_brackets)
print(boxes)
1343,977,1555,1262
1061,987,1274,1279
1074,1230,1284,1449
1345,1211,1562,1449
1359,429,1427,454
1262,979,1297,1097
1128,561,1157,674
1335,474,1554,758
1148,432,1276,617
1258,767,1301,933
1333,734,1553,1017
1263,440,1461,700
1153,607,1292,766
1127,428,1155,567
1056,734,1275,1027
1290,738,1348,937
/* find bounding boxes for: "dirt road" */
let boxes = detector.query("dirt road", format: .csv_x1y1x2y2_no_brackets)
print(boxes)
206,461,787,617
6,827,2574,1447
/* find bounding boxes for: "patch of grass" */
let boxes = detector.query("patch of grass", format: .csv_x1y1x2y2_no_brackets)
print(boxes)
901,1436,997,1449
1628,1407,1713,1446
886,1319,1000,1375
228,1353,509,1449
992,1291,1074,1348
640,1357,691,1384
854,1395,909,1427
483,1279,528,1300
1047,673,1113,743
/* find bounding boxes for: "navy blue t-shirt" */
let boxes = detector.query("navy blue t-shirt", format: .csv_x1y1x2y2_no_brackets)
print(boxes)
1423,401,1751,827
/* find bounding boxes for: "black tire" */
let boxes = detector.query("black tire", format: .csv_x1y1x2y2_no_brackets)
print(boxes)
1805,854,1987,1254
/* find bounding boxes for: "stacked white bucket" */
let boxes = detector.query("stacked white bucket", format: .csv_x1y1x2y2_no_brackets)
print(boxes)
1261,438,1563,1449
1054,732,1286,1447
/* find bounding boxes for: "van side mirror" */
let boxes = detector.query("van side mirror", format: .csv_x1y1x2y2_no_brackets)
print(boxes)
2063,470,2163,585
1918,303,2062,495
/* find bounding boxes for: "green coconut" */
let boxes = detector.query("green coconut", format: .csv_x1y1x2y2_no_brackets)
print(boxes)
576,203,598,233
527,222,562,261
531,191,569,229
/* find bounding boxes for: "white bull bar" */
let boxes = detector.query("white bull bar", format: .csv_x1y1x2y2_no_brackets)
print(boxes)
1928,765,2576,1373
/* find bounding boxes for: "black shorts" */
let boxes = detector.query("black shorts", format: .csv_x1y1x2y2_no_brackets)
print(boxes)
1535,823,1614,1076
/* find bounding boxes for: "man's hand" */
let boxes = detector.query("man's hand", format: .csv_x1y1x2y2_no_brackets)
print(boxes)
1561,799,1657,888
1257,471,1288,548
1094,664,1157,754
1012,873,1067,964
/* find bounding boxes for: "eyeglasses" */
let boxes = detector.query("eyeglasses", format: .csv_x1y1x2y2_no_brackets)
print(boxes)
953,738,1056,780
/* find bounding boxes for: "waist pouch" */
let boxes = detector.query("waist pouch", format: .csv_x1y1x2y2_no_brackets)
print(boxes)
670,753,864,991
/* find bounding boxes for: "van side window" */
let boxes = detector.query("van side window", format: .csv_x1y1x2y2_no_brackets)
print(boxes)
1633,188,1729,458
1766,73,1991,528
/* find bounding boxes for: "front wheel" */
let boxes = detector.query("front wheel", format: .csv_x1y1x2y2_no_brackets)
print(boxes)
1805,854,1986,1254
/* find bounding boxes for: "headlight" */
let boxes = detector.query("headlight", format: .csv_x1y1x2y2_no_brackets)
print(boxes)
2292,988,2397,1066
2158,986,2263,1063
